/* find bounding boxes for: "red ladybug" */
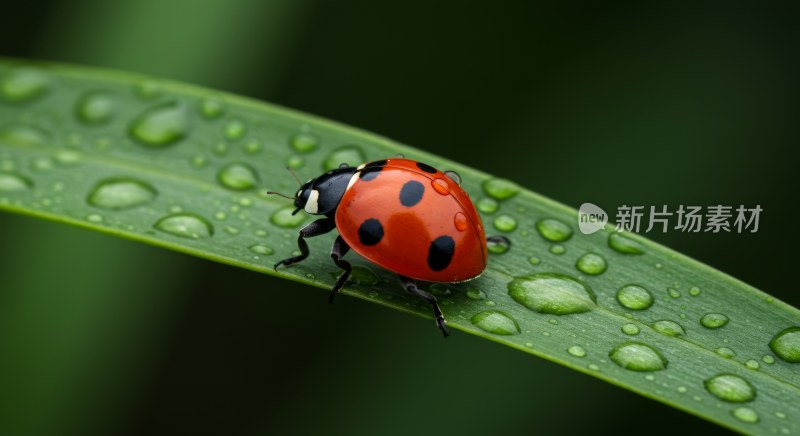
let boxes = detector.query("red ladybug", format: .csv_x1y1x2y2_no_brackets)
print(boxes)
271,158,508,337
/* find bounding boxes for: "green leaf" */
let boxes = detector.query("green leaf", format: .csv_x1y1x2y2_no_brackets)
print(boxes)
1,59,798,434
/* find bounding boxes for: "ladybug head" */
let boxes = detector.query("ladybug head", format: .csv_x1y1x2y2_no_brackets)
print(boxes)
293,179,315,215
269,166,357,217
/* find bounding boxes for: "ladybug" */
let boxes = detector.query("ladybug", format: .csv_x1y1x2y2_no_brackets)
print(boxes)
270,158,508,337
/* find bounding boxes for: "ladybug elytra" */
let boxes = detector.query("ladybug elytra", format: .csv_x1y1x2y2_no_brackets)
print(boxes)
271,158,508,337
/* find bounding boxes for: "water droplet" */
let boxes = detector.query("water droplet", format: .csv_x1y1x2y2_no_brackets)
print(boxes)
286,155,305,169
616,285,654,310
677,386,688,393
609,342,668,372
607,232,645,255
75,91,115,124
452,212,469,232
0,66,49,102
429,284,451,296
249,244,273,255
622,323,640,335
154,213,214,239
769,327,800,363
270,206,306,228
508,273,596,315
668,288,682,298
568,345,587,357
493,214,517,232
775,412,786,419
536,218,573,242
225,226,240,235
762,355,775,364
732,407,759,423
698,313,729,329
466,288,486,300
444,170,462,185
85,213,104,223
217,162,259,191
588,364,600,371
351,266,380,285
129,102,188,147
487,237,510,254
652,320,685,337
745,359,760,370
477,197,498,214
689,286,701,296
575,253,608,275
323,145,365,171
704,374,756,402
716,347,736,358
190,155,208,168
0,172,32,192
484,300,496,307
224,118,246,139
482,178,519,200
199,97,224,119
289,132,319,153
470,310,520,335
135,80,160,99
0,124,50,146
528,256,541,265
431,178,450,195
549,244,566,255
88,178,157,210
243,139,263,155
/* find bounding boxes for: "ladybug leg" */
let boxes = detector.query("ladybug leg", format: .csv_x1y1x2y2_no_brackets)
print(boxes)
328,236,352,304
274,218,336,270
397,275,450,338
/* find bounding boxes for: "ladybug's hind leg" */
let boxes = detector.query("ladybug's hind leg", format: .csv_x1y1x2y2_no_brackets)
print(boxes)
397,275,450,338
274,218,336,270
328,235,352,303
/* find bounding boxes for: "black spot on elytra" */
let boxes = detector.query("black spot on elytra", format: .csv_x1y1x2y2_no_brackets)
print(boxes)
399,180,425,207
359,166,382,181
428,235,455,271
416,162,437,173
358,218,384,246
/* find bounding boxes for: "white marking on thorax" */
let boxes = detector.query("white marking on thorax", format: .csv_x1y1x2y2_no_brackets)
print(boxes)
346,172,359,191
305,189,320,213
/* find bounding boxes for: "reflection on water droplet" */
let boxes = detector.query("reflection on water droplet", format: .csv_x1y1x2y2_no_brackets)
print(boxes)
477,197,498,214
249,244,273,255
508,273,595,315
700,313,729,329
769,327,800,363
88,178,157,210
217,162,259,191
704,373,756,402
622,323,640,335
0,67,50,102
482,178,519,200
609,342,668,372
224,118,246,139
493,214,517,232
568,345,586,357
290,133,319,153
154,213,214,239
0,172,32,192
732,407,759,423
576,253,607,275
76,91,115,124
323,145,365,171
536,218,573,242
607,232,645,254
616,285,654,310
270,206,306,228
470,310,520,335
652,320,685,337
129,102,188,147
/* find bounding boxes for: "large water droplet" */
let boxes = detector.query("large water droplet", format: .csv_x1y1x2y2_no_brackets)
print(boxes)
0,172,32,192
769,327,800,363
88,178,157,210
700,313,729,329
704,374,756,402
652,320,685,337
154,213,214,239
575,253,607,275
270,206,306,228
129,102,189,147
482,178,520,200
290,132,319,153
470,310,520,335
249,244,274,255
477,197,498,214
508,273,596,315
0,124,50,146
616,285,654,310
609,342,668,372
536,218,573,242
323,145,365,171
217,162,259,191
732,407,759,423
76,91,115,124
607,232,645,254
493,214,517,232
0,66,49,102
568,345,587,357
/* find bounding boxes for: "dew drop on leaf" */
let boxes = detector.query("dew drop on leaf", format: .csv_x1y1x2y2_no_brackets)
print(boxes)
88,178,157,210
609,342,668,372
482,178,519,200
476,197,498,214
154,213,214,239
129,102,189,147
290,132,319,153
652,320,685,337
493,214,517,232
769,327,800,363
732,407,759,423
76,91,115,124
536,218,573,242
270,205,306,228
217,162,259,191
568,345,586,357
470,310,520,335
323,145,365,171
0,172,33,192
575,253,607,275
704,373,756,403
0,66,50,103
508,273,595,315
700,313,729,329
607,232,645,255
616,285,654,310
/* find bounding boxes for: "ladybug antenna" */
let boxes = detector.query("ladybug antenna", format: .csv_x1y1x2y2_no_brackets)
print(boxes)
266,191,295,200
286,166,302,186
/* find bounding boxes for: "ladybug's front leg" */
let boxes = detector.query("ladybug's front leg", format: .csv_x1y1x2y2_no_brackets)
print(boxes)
397,275,450,338
274,218,336,270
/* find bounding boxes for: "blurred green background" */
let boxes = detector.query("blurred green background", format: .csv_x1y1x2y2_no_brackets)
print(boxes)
1,1,797,435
